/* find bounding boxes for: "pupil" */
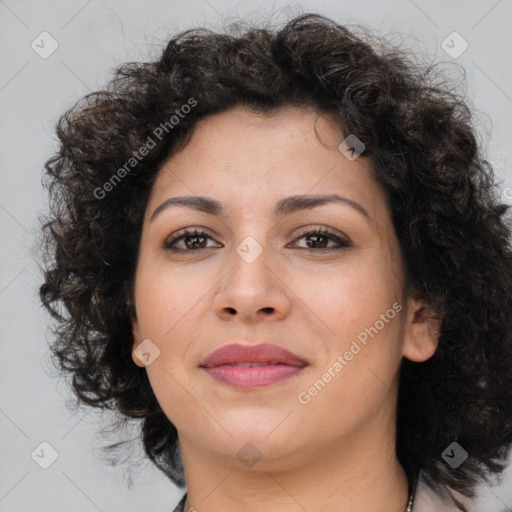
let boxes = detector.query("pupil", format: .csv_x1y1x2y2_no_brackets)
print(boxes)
307,234,327,248
187,235,205,249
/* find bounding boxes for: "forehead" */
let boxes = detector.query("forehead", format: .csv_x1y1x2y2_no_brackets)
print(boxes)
146,105,388,226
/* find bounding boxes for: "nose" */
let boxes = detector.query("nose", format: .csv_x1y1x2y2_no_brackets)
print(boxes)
211,242,292,324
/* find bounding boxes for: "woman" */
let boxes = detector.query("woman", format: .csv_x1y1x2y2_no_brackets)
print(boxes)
39,13,512,512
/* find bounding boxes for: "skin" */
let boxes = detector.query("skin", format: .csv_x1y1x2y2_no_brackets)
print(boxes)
131,105,440,512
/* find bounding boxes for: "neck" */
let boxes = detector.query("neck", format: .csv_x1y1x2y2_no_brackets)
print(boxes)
179,407,410,512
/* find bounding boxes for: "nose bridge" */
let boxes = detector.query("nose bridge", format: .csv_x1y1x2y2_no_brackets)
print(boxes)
229,232,273,290
225,212,273,270
235,233,266,266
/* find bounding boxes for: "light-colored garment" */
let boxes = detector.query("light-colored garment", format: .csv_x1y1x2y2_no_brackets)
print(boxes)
172,492,187,512
172,478,469,511
413,477,468,511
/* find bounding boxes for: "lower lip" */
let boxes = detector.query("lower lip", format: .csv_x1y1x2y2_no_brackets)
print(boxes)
202,364,305,389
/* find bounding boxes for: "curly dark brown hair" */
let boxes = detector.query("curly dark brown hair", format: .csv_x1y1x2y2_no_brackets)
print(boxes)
39,13,512,510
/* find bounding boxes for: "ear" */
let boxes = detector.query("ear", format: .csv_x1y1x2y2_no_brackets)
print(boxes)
402,291,441,362
131,316,145,368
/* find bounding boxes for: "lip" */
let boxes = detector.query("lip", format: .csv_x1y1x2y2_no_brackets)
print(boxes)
199,342,308,389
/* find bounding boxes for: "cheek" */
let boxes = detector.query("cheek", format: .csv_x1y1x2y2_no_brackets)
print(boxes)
132,261,210,410
288,250,402,336
135,258,211,341
296,300,403,436
133,263,205,426
291,251,404,396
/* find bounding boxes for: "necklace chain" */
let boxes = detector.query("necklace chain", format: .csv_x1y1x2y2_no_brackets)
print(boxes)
406,490,414,512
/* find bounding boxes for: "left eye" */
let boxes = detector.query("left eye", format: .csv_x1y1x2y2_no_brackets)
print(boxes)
163,228,351,252
292,229,351,252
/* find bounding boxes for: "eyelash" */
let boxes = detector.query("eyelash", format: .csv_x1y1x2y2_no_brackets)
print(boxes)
163,227,352,253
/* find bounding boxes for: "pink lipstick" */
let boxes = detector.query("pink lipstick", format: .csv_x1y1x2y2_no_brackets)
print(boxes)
199,343,308,389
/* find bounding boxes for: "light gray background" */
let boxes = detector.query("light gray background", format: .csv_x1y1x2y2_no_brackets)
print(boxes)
1,0,511,511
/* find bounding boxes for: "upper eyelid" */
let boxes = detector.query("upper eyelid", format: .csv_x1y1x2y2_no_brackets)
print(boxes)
166,225,347,239
164,226,351,248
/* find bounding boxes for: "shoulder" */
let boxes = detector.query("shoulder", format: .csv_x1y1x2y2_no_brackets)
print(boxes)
413,477,470,512
171,492,188,512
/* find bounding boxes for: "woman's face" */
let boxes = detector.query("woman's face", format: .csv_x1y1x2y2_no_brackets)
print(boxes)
131,105,438,470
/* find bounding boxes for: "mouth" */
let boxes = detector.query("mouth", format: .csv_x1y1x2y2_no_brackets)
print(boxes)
199,342,308,389
214,362,294,367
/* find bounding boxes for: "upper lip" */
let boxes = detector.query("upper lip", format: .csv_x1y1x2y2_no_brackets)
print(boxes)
199,343,308,368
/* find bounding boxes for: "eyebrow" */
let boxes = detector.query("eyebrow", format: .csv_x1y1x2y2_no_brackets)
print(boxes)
150,193,371,223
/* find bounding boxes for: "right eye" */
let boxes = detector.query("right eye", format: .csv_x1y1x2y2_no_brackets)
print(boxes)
163,228,222,251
